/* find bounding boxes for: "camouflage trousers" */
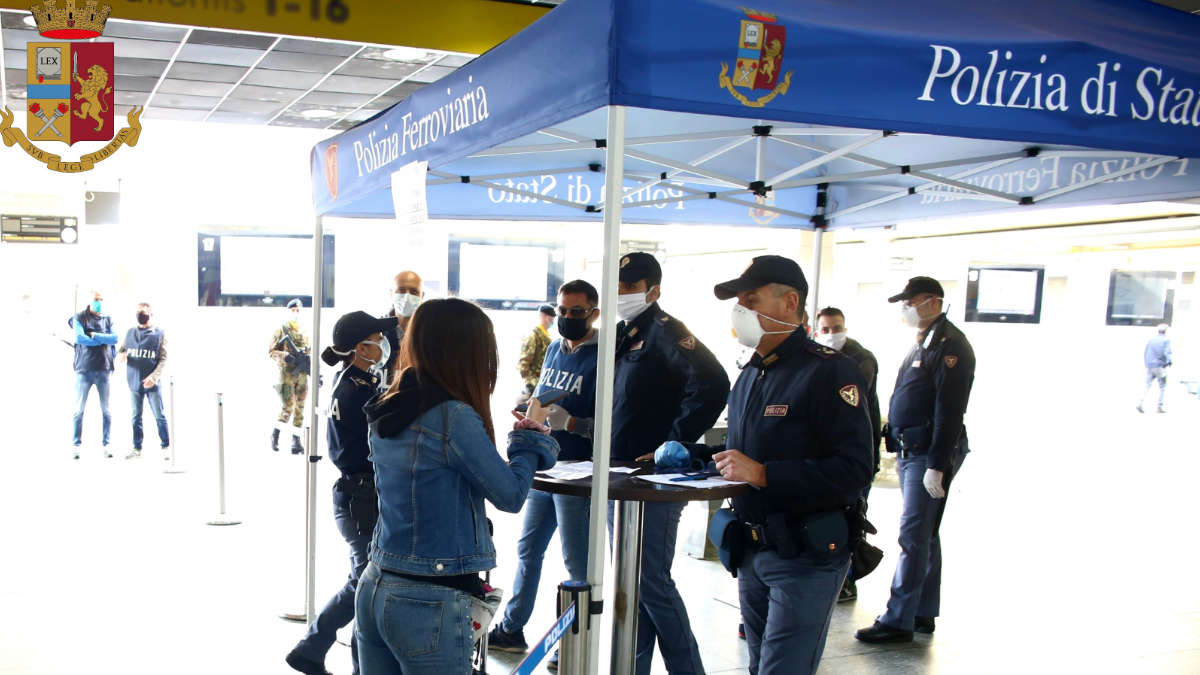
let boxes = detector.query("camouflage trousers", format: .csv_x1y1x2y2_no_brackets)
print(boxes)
277,372,308,428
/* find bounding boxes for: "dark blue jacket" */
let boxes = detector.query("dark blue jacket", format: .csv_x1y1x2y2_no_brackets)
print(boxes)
122,326,165,391
536,335,598,461
611,303,729,460
692,331,873,524
70,310,117,373
1144,334,1172,368
888,314,975,472
841,337,882,473
327,364,379,476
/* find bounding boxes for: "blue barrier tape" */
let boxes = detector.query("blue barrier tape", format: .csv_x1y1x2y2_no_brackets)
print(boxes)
509,602,577,675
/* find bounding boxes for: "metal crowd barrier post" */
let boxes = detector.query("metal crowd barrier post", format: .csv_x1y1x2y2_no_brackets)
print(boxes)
206,392,241,526
163,376,185,474
509,600,579,675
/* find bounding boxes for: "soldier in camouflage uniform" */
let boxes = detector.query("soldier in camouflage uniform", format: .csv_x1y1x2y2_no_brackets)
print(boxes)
516,304,555,405
269,299,311,454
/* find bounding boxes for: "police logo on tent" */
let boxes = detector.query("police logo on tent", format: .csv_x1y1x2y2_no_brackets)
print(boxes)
718,8,794,108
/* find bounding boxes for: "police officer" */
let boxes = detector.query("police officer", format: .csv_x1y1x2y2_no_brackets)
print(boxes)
611,252,729,675
269,298,311,454
814,306,882,602
687,256,872,675
118,302,170,459
286,311,393,675
856,276,975,644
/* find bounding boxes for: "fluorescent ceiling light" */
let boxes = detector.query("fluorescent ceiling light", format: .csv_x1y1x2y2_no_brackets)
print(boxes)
299,109,339,120
382,47,432,62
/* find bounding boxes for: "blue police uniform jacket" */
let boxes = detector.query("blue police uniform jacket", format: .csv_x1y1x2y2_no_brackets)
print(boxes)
611,303,729,460
364,370,559,576
1144,334,1172,368
841,337,882,472
888,314,976,473
122,326,164,391
70,310,117,373
327,364,379,477
697,331,873,524
535,336,598,461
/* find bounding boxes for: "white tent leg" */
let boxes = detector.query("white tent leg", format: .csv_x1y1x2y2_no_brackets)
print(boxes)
581,104,624,675
305,215,325,624
810,227,824,320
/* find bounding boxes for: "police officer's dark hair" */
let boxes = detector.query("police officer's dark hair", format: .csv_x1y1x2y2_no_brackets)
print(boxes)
816,306,844,321
558,279,599,306
769,283,807,319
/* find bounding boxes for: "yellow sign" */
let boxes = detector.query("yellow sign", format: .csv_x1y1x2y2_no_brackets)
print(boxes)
0,0,550,55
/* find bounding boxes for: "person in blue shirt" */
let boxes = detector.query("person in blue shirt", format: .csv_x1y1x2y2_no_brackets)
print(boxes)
287,311,395,675
69,290,119,459
117,302,169,460
687,256,873,675
857,276,975,645
357,298,559,674
489,280,600,658
1137,323,1173,413
611,252,730,675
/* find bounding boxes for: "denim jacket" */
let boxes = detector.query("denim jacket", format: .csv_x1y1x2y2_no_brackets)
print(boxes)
365,373,559,577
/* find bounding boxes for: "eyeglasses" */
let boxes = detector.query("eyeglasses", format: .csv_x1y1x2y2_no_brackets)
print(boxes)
557,305,595,318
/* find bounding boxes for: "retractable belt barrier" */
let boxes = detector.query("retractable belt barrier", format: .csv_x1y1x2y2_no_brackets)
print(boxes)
509,600,578,675
206,392,241,526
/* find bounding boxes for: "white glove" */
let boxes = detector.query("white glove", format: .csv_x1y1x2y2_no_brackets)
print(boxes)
544,404,572,432
923,468,946,499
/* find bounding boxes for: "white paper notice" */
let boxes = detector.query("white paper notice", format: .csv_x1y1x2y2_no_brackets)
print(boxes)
390,160,429,226
539,461,642,479
634,473,747,489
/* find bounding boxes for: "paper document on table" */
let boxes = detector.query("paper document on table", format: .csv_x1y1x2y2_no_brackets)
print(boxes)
609,466,639,474
634,473,747,488
539,461,594,480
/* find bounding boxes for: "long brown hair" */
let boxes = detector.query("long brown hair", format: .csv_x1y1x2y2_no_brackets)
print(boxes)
384,298,498,443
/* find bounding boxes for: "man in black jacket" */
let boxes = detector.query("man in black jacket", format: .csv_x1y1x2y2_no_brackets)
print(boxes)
70,290,119,459
856,276,975,644
692,256,872,675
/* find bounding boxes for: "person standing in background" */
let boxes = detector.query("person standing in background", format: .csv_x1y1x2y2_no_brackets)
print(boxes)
379,270,424,388
118,303,169,459
515,304,555,405
269,298,311,454
70,290,118,460
1137,323,1172,413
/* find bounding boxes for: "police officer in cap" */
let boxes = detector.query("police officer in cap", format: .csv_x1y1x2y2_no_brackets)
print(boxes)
612,251,729,675
856,276,975,644
685,255,872,675
286,311,394,675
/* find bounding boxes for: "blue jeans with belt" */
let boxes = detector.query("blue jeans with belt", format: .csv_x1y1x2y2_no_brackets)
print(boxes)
355,562,474,675
293,477,377,674
739,548,850,675
879,453,964,630
73,370,111,446
130,386,169,450
499,489,590,634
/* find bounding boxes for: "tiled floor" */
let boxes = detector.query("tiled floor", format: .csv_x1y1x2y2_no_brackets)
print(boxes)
2,370,1198,674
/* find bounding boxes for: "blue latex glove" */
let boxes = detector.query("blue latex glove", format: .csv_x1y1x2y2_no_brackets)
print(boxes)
654,441,692,469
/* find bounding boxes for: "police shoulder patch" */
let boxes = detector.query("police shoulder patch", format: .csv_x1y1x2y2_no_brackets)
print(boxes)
678,335,696,351
944,355,958,368
838,384,860,407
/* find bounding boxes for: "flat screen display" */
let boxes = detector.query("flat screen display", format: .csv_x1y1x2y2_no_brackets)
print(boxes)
448,237,564,310
197,232,335,307
965,266,1044,323
1106,270,1175,326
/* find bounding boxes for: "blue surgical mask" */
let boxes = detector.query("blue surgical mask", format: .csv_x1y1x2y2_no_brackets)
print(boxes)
90,299,102,313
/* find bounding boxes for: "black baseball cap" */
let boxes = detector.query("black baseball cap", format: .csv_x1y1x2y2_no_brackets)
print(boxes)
321,311,395,366
887,276,945,303
538,304,556,317
618,252,662,285
714,255,808,300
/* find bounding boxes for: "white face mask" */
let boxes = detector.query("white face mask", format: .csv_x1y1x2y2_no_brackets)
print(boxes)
616,288,655,322
731,303,798,349
901,297,933,328
816,331,848,351
362,337,391,374
393,292,420,318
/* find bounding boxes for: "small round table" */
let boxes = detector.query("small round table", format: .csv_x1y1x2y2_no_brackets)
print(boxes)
533,462,749,675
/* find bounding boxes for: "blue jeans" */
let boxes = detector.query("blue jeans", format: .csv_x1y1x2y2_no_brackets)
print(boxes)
355,561,474,675
608,500,705,675
739,548,849,675
879,454,964,630
73,370,111,446
499,489,590,634
130,386,169,450
295,478,377,674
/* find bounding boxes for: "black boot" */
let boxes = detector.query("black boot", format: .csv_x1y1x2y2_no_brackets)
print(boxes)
271,428,280,452
291,434,304,455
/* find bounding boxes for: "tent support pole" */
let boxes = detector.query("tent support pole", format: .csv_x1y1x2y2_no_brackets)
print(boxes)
582,104,625,675
305,215,325,624
810,227,824,319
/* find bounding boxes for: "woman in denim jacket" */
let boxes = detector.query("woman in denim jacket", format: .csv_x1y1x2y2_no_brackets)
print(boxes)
356,298,559,674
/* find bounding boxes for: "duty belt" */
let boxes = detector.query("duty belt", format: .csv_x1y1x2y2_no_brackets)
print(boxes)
741,522,771,551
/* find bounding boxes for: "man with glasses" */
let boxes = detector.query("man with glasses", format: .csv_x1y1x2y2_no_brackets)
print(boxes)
489,280,600,666
857,277,975,644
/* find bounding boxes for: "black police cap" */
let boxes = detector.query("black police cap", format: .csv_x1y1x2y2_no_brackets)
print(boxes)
714,255,808,300
321,311,395,366
887,276,944,303
618,252,662,284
